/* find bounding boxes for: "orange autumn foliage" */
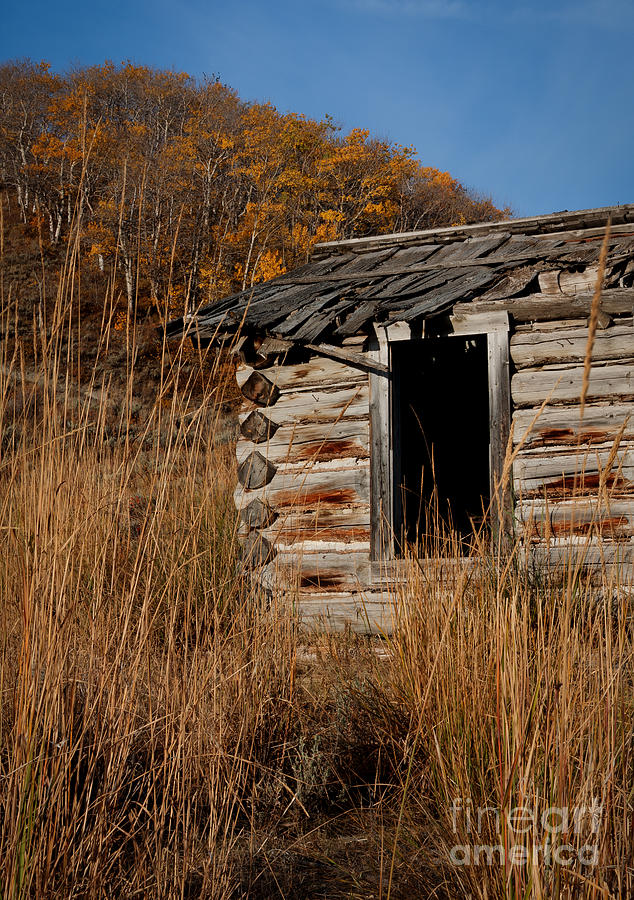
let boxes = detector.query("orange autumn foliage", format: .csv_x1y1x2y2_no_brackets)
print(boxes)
0,60,509,319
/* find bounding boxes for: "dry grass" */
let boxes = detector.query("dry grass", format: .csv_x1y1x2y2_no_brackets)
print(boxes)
0,216,633,898
580,219,611,420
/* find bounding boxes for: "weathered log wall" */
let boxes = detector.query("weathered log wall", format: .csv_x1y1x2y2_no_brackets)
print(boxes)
234,317,634,632
234,355,392,630
510,316,634,578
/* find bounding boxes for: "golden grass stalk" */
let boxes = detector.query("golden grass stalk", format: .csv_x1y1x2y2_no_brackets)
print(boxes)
580,219,611,419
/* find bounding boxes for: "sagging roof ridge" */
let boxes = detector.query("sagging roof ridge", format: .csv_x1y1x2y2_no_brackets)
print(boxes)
313,203,634,256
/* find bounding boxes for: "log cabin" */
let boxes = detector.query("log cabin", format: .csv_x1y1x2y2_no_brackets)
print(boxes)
166,204,634,631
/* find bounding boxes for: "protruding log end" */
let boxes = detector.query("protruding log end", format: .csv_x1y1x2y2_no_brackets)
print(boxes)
240,410,279,444
237,451,277,490
240,371,280,407
593,310,613,330
241,531,276,569
240,498,277,529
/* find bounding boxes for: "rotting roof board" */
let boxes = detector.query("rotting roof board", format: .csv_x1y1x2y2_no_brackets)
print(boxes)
165,204,634,347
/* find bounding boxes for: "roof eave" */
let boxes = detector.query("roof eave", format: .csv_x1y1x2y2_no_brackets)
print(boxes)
313,203,634,256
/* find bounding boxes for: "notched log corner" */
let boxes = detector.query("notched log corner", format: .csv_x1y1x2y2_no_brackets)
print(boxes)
241,531,276,569
240,371,281,407
590,310,613,330
237,451,277,490
240,410,280,443
240,498,277,529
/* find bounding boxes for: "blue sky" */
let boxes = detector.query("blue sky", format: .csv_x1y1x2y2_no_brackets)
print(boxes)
2,0,633,217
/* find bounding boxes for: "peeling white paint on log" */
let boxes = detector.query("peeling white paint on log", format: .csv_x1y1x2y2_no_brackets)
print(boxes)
516,438,628,457
262,549,372,592
274,539,371,552
234,462,371,514
272,456,370,475
516,497,634,520
455,288,634,323
512,362,634,407
260,502,370,546
512,402,634,447
237,357,367,394
513,444,634,493
239,384,370,428
511,325,634,369
236,419,370,466
263,507,369,531
516,498,634,539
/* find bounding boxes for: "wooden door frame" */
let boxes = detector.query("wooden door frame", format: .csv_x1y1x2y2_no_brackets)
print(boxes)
369,311,511,568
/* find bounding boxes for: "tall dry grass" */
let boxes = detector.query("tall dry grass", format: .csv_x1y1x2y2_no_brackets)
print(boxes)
0,207,632,898
382,535,633,898
0,234,302,896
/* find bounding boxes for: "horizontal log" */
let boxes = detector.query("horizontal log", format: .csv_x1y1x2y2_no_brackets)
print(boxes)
297,592,395,633
369,556,476,588
239,384,369,429
237,357,367,395
262,508,370,546
265,524,371,546
535,267,602,296
511,362,634,407
512,403,634,447
454,288,634,323
236,420,370,466
513,444,634,495
525,541,633,579
261,548,371,593
510,325,634,369
517,497,634,520
513,317,630,334
234,461,371,514
516,498,634,540
450,309,509,334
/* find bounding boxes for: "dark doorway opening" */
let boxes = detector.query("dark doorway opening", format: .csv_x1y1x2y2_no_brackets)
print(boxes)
392,335,490,552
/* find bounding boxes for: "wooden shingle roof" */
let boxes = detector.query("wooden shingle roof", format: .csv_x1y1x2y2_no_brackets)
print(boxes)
166,203,634,346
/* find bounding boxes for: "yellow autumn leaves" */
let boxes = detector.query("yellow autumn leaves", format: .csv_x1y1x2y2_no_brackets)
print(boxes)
0,61,506,318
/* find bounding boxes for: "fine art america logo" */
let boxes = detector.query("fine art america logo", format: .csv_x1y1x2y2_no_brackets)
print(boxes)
449,797,602,867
